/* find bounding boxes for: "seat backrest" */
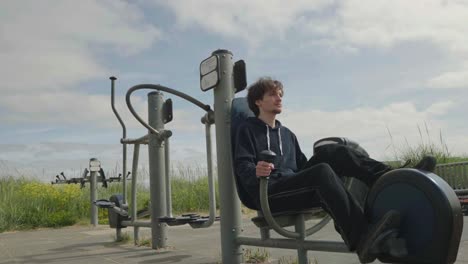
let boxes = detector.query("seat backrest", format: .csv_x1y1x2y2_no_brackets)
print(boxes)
231,97,258,209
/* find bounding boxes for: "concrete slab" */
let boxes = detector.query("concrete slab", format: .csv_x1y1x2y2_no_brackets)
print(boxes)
0,216,467,263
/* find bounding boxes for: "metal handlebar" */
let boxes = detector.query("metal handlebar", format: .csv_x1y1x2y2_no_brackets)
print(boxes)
124,83,217,229
110,77,126,139
259,177,348,239
125,84,211,137
110,76,128,204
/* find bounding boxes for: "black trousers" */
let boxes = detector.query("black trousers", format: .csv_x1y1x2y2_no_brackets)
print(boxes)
267,144,392,249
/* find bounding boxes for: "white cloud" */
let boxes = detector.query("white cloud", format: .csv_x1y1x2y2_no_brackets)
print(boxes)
0,0,161,94
153,0,333,47
0,91,146,127
156,0,468,90
425,100,457,115
281,100,461,160
0,89,208,140
427,63,468,89
155,0,468,55
1,0,467,177
0,143,129,180
309,0,468,53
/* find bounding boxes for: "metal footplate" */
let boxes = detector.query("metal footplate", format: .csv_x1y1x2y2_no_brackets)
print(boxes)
94,198,129,217
158,214,220,228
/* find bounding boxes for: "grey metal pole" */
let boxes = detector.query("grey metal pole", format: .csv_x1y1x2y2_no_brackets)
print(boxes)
296,214,308,264
236,237,349,252
192,114,216,229
148,91,168,249
131,143,140,244
212,49,243,263
122,146,127,204
90,170,98,226
110,77,127,202
204,117,217,227
110,76,127,239
89,158,100,227
164,137,172,217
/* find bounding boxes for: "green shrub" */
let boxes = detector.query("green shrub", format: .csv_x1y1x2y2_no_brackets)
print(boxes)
0,169,219,232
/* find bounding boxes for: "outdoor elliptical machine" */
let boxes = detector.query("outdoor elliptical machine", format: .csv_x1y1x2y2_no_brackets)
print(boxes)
230,94,463,264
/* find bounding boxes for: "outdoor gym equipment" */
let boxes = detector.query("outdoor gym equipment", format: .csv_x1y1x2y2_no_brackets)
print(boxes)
212,49,462,264
231,95,462,263
51,158,126,226
51,159,128,189
98,49,463,264
95,75,219,248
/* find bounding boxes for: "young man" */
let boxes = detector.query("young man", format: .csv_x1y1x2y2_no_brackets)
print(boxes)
233,77,436,263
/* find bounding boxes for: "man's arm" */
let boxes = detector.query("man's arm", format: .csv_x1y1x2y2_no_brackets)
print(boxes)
294,134,308,170
234,126,275,191
234,125,274,176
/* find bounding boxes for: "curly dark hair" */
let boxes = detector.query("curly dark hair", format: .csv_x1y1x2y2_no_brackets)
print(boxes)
247,77,284,116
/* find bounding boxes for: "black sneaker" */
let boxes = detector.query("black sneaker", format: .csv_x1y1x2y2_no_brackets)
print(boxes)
357,210,401,263
414,155,437,172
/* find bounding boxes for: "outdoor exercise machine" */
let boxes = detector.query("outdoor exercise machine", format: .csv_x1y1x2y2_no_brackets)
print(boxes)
95,73,219,246
99,49,463,264
51,158,126,226
51,158,127,189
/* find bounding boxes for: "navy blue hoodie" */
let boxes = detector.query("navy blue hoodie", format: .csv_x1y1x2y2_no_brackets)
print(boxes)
233,117,308,209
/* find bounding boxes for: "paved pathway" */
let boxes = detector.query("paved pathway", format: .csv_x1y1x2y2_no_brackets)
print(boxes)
0,216,467,263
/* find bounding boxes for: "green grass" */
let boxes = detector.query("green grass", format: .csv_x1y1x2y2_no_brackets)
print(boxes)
385,125,468,187
136,237,152,247
386,124,468,165
0,170,218,233
114,232,131,243
243,248,270,263
278,256,318,264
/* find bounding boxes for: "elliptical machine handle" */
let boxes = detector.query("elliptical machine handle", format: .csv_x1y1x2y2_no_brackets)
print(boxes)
259,150,276,164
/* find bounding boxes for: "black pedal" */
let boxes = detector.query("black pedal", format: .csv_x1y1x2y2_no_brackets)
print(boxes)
188,216,220,228
182,213,200,219
159,216,176,223
188,218,209,228
94,199,115,209
371,229,407,259
169,216,192,226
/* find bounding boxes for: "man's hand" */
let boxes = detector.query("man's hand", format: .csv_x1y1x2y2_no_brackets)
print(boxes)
256,161,274,177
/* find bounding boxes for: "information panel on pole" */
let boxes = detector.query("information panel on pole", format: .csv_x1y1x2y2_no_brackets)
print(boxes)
200,55,219,91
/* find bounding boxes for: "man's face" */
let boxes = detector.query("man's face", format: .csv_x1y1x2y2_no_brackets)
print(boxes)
256,88,283,115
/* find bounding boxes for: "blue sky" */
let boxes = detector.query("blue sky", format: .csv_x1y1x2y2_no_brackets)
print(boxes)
1,0,467,180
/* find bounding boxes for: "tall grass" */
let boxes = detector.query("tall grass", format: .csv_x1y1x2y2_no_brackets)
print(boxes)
385,124,468,187
386,123,468,165
171,165,219,213
0,168,218,233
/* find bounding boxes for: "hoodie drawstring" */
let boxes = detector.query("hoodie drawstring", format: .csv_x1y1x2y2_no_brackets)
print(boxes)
266,125,270,151
265,125,283,155
278,127,283,155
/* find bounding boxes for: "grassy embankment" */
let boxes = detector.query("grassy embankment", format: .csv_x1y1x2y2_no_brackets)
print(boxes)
1,130,467,233
0,165,218,233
